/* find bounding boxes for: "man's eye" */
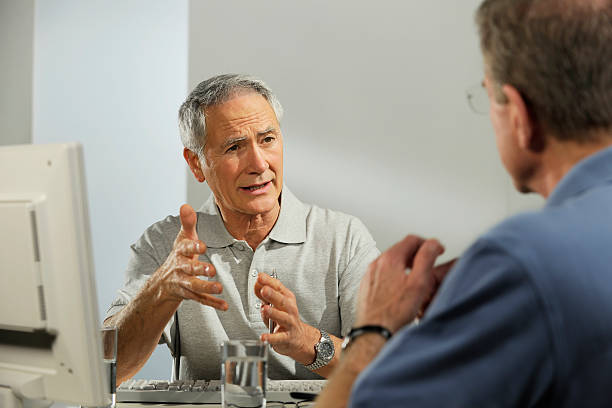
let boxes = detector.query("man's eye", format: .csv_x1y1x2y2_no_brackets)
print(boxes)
225,145,239,153
263,136,275,143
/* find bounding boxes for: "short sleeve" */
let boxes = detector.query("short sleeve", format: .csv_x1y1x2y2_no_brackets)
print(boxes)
104,216,180,348
338,217,380,336
349,240,554,407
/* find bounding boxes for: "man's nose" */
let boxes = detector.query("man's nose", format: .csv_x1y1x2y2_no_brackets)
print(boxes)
246,145,269,173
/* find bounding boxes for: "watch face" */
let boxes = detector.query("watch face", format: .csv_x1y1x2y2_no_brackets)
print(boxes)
319,342,334,360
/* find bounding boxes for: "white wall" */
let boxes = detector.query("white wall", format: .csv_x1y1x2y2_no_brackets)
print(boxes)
187,1,544,260
33,0,188,379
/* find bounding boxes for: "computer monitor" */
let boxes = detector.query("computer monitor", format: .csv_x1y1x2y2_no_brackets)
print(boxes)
0,143,108,408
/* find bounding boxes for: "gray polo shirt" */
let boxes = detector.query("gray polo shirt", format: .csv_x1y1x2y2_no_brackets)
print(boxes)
107,187,379,380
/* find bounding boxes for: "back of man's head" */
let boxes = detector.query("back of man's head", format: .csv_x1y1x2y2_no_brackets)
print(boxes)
476,0,612,142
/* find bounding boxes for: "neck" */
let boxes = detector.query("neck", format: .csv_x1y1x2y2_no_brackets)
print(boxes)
217,203,281,250
528,132,612,197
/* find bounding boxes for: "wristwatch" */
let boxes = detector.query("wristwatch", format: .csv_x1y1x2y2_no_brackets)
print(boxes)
304,329,334,371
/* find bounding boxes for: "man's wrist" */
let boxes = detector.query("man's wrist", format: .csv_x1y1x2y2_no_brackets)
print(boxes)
342,325,392,351
293,324,322,365
341,332,386,374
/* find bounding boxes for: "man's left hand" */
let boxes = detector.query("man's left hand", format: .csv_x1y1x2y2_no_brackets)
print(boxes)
255,273,320,365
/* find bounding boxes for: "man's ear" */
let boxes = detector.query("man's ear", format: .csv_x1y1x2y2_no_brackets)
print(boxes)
183,148,205,183
502,85,543,152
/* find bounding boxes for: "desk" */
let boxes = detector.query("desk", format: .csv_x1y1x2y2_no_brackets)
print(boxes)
119,405,215,408
118,403,312,407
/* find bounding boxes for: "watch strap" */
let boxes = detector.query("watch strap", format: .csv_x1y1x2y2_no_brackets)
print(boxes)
341,325,392,351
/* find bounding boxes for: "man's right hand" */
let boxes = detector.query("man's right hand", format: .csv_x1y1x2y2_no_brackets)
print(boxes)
150,204,228,311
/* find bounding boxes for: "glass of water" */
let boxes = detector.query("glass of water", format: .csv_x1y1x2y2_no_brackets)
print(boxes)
101,326,117,408
221,340,268,408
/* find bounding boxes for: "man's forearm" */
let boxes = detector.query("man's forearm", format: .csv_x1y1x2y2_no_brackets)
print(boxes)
315,333,386,408
105,277,180,384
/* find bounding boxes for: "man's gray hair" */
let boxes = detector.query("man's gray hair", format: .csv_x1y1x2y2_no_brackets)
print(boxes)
476,0,612,142
178,74,284,157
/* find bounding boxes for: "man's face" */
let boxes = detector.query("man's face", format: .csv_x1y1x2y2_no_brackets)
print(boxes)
201,92,283,217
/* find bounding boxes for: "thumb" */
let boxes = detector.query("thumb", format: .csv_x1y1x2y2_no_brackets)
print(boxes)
179,204,198,240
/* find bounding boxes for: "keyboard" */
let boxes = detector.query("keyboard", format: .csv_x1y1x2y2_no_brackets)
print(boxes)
117,378,326,404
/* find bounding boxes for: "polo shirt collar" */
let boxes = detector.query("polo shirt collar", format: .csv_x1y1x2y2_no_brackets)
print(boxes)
268,186,307,244
197,185,307,248
547,145,612,207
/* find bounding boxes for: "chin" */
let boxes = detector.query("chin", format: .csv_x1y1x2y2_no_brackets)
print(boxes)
513,180,533,194
242,197,278,215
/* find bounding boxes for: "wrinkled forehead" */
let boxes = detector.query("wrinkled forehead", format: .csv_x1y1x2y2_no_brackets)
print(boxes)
203,92,279,137
202,87,270,115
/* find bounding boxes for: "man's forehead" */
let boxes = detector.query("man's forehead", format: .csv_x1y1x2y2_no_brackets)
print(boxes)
204,93,276,123
203,93,279,144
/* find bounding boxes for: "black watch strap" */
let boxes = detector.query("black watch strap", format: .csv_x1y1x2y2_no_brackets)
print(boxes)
342,325,392,351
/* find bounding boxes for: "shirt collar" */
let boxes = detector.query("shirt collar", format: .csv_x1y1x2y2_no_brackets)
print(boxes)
268,186,307,244
546,145,612,208
196,185,307,248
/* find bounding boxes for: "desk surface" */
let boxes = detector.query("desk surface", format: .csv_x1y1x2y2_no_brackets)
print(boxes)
119,404,214,408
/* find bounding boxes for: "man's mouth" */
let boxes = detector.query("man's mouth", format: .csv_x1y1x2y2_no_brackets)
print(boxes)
241,181,271,192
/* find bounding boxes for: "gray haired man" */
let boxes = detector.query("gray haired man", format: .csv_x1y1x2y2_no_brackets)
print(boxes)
105,74,379,382
318,0,612,406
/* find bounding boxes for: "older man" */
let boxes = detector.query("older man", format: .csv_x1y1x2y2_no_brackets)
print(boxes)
318,0,612,406
105,75,379,382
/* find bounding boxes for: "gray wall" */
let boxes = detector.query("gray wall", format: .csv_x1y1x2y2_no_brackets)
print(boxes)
32,0,188,380
187,1,543,261
0,0,34,146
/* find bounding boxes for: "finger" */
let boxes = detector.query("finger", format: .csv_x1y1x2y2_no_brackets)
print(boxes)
260,306,269,329
188,291,228,311
432,258,456,284
178,274,224,295
179,204,198,240
176,239,207,257
261,304,293,328
256,273,284,292
260,286,296,313
174,261,214,277
411,239,445,283
385,235,426,269
173,278,227,310
261,330,291,345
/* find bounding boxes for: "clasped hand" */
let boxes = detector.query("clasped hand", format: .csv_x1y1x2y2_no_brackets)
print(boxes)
254,273,320,365
151,204,228,311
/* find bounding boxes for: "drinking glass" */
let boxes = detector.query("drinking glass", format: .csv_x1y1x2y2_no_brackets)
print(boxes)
221,340,268,408
101,326,117,408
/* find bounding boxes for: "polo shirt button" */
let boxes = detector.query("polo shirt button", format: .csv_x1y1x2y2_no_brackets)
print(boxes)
251,269,257,277
236,243,245,251
255,302,262,309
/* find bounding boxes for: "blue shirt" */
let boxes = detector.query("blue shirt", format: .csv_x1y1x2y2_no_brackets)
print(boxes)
350,146,612,407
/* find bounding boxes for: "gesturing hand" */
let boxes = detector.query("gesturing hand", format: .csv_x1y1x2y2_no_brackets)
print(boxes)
151,204,228,311
254,273,320,365
355,235,454,333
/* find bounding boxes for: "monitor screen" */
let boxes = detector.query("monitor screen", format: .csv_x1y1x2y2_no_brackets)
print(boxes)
0,143,108,408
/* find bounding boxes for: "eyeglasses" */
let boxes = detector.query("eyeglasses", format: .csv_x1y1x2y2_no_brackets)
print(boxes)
466,82,489,115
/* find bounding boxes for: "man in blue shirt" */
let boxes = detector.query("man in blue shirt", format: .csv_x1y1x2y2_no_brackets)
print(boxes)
317,0,612,406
